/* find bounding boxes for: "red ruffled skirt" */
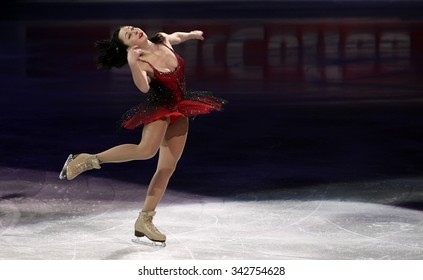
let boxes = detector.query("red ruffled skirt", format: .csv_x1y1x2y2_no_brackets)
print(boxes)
120,91,227,130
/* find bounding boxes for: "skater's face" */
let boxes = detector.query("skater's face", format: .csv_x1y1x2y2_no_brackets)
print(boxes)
119,26,147,48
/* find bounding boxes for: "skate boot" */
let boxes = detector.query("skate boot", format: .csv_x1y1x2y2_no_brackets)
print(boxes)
59,153,101,180
133,210,166,247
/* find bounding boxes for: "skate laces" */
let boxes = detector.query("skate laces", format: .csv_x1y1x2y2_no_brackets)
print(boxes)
73,155,100,173
141,212,164,236
143,216,163,234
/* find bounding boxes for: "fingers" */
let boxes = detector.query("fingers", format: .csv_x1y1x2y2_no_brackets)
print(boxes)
128,46,143,61
127,46,143,65
190,30,204,40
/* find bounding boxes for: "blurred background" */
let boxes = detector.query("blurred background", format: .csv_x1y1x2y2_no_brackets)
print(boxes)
2,0,423,198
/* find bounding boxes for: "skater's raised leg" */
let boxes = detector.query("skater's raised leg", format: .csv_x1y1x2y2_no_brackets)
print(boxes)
96,118,169,163
59,119,169,180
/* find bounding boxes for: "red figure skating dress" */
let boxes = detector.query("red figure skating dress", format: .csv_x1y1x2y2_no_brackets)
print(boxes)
120,44,226,130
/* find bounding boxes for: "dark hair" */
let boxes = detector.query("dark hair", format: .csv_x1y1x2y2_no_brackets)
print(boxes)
95,28,127,71
95,28,166,71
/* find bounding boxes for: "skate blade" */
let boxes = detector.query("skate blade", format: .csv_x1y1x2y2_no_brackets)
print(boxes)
132,237,166,247
59,154,74,180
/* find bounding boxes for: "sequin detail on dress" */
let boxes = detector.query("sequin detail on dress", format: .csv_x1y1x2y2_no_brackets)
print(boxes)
120,44,227,130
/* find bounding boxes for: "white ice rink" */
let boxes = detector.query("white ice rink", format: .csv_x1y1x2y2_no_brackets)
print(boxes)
1,167,422,260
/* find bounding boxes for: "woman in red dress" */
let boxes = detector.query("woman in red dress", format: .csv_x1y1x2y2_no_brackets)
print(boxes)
59,26,226,245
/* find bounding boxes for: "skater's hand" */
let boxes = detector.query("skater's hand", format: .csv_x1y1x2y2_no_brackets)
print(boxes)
127,46,142,66
190,30,204,40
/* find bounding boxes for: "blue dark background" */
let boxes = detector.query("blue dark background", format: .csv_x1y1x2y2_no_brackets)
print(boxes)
1,1,423,203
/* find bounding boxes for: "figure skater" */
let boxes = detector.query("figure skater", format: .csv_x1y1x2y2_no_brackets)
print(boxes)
59,26,226,245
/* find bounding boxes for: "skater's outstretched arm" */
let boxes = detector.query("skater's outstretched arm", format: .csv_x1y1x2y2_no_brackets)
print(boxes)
162,31,204,45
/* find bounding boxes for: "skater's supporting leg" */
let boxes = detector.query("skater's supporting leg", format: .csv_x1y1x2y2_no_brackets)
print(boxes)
134,117,189,242
143,116,189,211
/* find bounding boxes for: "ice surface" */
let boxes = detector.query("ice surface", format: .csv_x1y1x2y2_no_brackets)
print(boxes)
1,167,422,260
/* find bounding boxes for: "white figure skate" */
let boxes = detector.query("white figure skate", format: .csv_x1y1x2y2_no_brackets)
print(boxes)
132,210,166,247
59,153,100,180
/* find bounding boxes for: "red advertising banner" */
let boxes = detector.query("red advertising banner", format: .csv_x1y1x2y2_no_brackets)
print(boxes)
21,19,423,85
